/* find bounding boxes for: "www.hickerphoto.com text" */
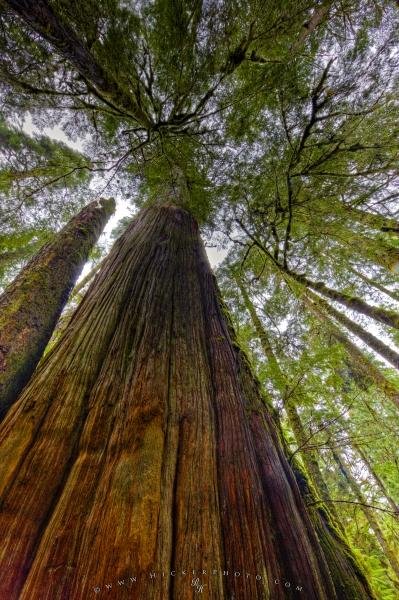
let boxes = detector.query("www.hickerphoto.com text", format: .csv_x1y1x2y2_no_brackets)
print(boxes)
92,569,303,594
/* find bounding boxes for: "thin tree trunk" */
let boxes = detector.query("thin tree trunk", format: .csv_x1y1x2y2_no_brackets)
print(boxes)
351,442,399,516
349,266,399,302
0,198,114,420
70,259,103,299
301,288,399,371
332,450,399,586
287,268,399,331
235,277,337,513
339,203,399,235
0,205,374,599
303,291,399,406
5,0,151,126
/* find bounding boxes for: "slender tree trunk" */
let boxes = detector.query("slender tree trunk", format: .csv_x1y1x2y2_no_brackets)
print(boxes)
338,203,399,235
235,277,337,513
303,291,399,406
5,0,151,125
301,288,399,371
287,268,399,331
332,451,399,586
0,205,374,599
0,198,114,420
349,266,399,302
70,259,103,299
351,442,399,516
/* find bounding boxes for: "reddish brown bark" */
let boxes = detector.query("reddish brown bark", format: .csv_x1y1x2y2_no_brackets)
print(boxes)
0,198,114,420
0,205,374,599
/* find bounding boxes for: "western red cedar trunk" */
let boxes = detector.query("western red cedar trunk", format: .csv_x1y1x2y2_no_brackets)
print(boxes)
0,205,374,599
0,198,114,420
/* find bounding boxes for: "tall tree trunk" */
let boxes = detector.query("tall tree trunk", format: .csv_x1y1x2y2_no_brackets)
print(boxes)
303,291,399,406
350,442,399,516
287,268,399,331
5,0,151,125
0,198,114,420
301,288,399,371
337,203,399,235
332,451,399,586
0,205,374,599
235,277,337,515
349,266,399,302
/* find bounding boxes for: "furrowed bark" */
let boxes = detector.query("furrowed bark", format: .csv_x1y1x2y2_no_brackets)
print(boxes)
302,288,399,372
4,0,151,126
287,268,399,331
0,205,374,599
0,198,114,420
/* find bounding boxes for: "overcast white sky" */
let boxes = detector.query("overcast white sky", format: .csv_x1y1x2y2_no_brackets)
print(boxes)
22,115,228,269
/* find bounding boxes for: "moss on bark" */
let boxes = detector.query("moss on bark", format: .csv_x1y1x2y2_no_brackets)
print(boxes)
0,198,114,419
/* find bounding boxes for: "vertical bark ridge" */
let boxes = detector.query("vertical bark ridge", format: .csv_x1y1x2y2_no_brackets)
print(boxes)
200,268,336,598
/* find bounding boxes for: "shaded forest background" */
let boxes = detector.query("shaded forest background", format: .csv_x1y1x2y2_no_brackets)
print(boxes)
0,0,398,597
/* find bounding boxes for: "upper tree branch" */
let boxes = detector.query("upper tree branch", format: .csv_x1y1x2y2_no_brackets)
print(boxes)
4,0,152,127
